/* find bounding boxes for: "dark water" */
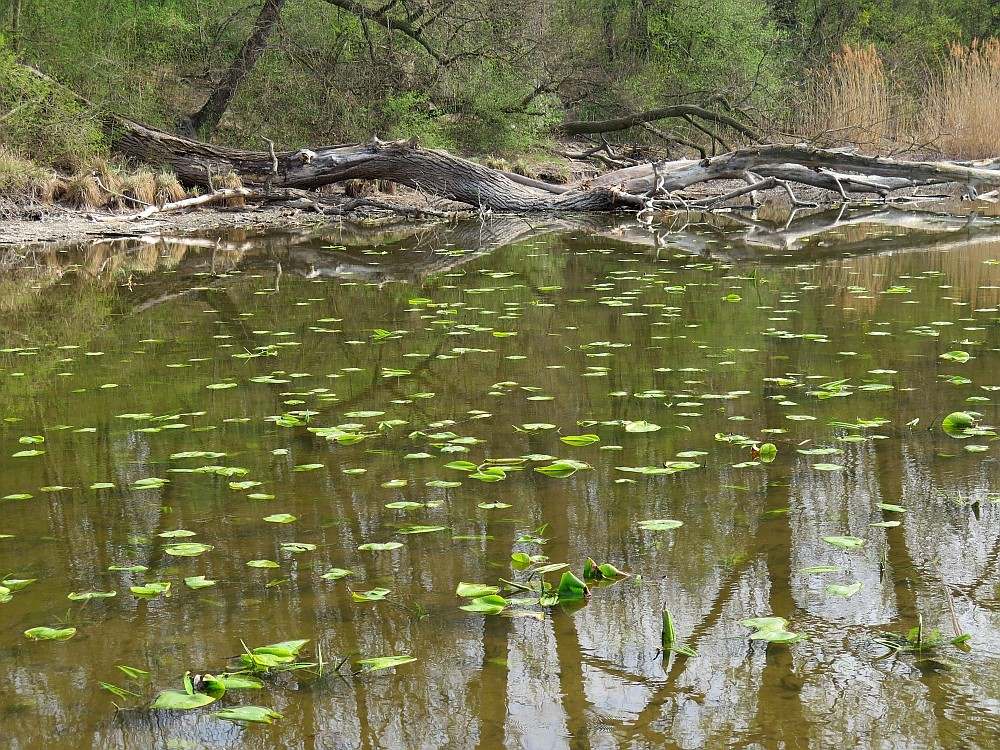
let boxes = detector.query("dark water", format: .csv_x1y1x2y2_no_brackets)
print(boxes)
0,209,998,749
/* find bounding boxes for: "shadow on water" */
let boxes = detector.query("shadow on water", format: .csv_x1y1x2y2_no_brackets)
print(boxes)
0,204,997,749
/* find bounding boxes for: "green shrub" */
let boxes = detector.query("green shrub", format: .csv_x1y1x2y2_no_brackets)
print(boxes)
0,39,105,169
382,92,452,149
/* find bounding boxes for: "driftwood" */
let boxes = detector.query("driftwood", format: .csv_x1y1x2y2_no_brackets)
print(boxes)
109,116,1000,213
120,188,257,220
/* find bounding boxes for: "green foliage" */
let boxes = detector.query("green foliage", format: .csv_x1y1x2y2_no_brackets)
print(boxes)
382,93,451,149
638,0,786,105
0,39,104,168
1,0,995,163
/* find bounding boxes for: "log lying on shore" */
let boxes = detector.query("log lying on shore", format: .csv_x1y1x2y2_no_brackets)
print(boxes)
20,62,1000,214
110,118,1000,213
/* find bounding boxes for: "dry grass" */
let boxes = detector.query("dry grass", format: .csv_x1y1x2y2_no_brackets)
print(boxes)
90,158,122,197
0,147,54,201
63,172,107,209
924,40,1000,157
154,170,186,204
794,44,893,149
120,169,157,207
793,38,1000,158
218,170,245,207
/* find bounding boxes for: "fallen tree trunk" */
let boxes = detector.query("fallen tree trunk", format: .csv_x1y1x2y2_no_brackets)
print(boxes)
111,119,647,211
106,116,1000,213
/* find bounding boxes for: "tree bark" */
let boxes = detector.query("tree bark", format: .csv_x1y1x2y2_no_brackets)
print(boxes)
9,0,22,51
108,117,1000,212
187,0,287,137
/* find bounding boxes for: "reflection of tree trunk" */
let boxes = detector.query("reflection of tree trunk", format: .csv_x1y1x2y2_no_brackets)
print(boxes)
553,610,592,749
751,477,809,742
873,443,972,745
545,482,592,748
186,0,287,137
472,616,510,749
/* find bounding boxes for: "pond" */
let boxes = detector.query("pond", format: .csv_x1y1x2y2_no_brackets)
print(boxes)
0,208,998,749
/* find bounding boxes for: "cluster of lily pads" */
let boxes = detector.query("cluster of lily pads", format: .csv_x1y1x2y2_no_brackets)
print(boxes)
97,638,417,723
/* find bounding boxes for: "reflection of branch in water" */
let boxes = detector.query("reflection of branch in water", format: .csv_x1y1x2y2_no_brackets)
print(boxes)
6,207,1000,312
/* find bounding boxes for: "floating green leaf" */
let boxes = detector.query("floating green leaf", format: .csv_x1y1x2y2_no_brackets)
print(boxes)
939,351,971,363
351,588,390,602
559,434,600,447
534,459,591,477
356,655,417,672
942,411,976,438
67,591,117,601
460,594,508,614
397,525,447,535
151,690,216,710
556,571,589,601
321,568,353,581
357,542,403,551
822,535,866,550
24,626,76,641
638,519,683,531
130,582,171,598
212,706,282,723
741,617,803,643
184,576,216,589
163,542,214,557
624,420,661,433
280,542,316,553
456,582,500,598
826,582,863,598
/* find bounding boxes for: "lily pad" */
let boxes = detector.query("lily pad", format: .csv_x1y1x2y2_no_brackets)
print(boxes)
822,535,866,550
24,626,77,641
151,690,216,710
638,519,683,531
212,706,282,723
357,542,403,551
355,655,416,672
163,542,214,557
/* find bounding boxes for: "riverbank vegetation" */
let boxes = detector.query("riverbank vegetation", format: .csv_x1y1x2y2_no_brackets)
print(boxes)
1,1,999,213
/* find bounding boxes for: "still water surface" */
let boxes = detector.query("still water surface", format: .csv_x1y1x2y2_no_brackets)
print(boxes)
1,210,998,749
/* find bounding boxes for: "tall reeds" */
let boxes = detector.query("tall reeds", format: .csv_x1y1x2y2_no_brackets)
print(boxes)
794,39,1000,158
924,39,1000,157
795,44,892,149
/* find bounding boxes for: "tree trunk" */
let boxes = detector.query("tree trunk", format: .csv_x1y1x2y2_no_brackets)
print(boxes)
187,0,287,137
9,0,22,51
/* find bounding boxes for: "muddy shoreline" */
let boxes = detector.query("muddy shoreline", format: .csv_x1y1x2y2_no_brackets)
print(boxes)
0,203,336,247
0,179,977,250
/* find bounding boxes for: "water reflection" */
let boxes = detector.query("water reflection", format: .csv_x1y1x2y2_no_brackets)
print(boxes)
0,208,997,749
